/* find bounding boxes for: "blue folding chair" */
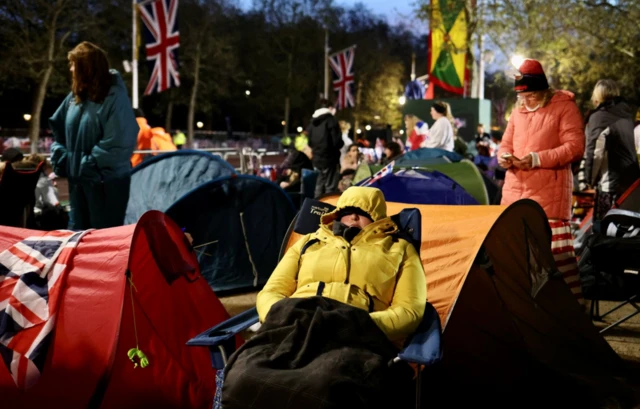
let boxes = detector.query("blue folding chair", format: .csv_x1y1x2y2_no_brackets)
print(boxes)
188,198,442,409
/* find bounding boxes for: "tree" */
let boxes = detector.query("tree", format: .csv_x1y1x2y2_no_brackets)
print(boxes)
253,0,333,137
482,0,640,108
359,61,405,128
329,4,420,131
0,0,95,153
176,0,240,146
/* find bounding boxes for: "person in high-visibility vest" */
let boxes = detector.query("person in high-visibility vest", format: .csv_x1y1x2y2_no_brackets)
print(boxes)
294,131,308,151
173,130,186,149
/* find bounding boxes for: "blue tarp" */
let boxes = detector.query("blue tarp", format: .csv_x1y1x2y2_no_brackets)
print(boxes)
395,148,463,167
365,169,477,205
166,175,296,292
125,151,236,224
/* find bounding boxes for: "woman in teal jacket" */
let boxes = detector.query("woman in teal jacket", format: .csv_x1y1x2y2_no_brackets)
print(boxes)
50,41,138,229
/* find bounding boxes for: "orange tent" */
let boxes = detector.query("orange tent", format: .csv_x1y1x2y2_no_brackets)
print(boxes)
131,118,176,167
307,196,637,405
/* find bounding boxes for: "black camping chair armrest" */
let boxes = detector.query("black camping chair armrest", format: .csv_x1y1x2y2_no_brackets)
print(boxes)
186,307,259,369
397,302,442,366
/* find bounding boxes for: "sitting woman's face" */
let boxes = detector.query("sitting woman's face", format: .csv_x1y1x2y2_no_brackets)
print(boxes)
340,211,373,229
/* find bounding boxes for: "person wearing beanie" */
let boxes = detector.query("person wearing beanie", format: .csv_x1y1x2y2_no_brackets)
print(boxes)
421,101,454,151
497,58,585,304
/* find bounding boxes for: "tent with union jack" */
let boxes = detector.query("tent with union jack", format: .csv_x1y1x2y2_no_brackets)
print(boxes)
0,211,233,408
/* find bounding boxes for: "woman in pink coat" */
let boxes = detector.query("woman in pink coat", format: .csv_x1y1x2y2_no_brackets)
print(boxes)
498,59,585,303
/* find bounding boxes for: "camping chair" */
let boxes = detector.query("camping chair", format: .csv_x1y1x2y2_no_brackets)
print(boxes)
580,209,640,333
0,161,44,228
187,198,442,409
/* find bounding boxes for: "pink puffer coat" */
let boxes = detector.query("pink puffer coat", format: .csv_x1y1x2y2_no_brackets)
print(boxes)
498,90,585,220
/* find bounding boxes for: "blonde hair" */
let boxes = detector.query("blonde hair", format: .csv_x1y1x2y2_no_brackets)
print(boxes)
442,102,458,136
12,154,45,170
338,120,351,133
591,79,620,107
517,89,555,109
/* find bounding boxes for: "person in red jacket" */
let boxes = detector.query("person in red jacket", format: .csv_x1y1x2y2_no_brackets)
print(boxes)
498,59,585,304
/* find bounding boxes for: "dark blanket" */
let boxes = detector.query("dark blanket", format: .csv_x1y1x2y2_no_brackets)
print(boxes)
221,296,414,409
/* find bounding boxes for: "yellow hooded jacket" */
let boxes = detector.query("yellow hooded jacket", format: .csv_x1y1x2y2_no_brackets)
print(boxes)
257,187,426,342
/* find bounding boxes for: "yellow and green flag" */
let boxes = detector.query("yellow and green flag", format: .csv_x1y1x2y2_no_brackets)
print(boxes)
429,0,468,95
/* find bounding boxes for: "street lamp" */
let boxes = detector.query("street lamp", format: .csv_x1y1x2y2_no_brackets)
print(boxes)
398,96,406,106
399,129,404,135
365,125,371,131
281,120,286,126
356,129,362,134
510,55,525,69
296,126,303,133
245,90,251,96
196,121,204,129
23,114,31,121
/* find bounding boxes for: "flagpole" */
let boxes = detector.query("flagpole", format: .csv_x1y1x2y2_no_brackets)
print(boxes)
323,29,329,99
132,0,139,109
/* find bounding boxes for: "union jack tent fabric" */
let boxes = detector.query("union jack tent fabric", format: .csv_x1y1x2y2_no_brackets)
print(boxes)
360,160,395,186
0,230,89,390
138,0,181,95
0,211,236,409
329,46,356,110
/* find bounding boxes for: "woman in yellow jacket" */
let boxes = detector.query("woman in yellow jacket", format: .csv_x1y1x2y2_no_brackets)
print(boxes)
257,186,427,343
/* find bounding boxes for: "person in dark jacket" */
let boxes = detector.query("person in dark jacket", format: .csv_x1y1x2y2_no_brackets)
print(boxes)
583,79,640,220
50,41,138,229
307,99,343,197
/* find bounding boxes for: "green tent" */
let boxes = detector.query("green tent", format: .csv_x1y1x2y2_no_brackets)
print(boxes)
353,162,374,185
354,160,489,205
424,160,489,205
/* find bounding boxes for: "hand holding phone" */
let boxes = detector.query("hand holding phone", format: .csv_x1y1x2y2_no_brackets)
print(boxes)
501,153,521,162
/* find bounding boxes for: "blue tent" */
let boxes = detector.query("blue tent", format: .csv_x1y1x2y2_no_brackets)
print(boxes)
394,148,463,167
125,151,236,224
365,169,477,205
166,175,296,292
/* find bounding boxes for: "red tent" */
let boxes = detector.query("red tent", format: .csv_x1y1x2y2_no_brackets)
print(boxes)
0,211,234,408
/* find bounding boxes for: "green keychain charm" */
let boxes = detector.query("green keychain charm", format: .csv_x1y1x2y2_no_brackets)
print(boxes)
127,347,150,369
126,272,149,369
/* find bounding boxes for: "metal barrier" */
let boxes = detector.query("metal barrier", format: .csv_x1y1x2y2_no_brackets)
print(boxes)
26,147,284,175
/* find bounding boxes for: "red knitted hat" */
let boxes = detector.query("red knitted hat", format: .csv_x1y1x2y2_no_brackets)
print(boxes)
514,59,549,93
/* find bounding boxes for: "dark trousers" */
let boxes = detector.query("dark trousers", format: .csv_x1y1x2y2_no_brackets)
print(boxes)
314,164,340,198
68,176,130,230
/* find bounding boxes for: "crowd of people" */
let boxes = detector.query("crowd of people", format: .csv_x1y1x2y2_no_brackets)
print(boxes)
275,96,504,197
0,36,638,407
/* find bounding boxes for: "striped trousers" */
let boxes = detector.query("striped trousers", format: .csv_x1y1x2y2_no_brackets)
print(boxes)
550,220,584,304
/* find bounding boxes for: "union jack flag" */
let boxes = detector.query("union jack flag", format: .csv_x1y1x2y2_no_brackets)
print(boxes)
329,46,356,110
138,0,181,95
358,160,395,186
0,230,89,389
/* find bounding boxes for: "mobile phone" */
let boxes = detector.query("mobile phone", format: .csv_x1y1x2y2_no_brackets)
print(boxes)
501,153,520,161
